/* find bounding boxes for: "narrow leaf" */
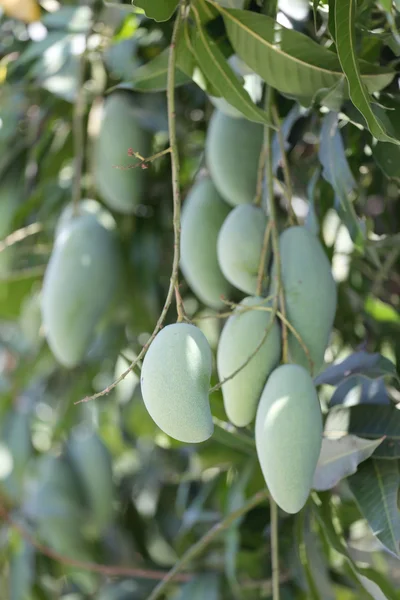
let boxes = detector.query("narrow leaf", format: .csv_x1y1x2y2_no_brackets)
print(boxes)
324,404,400,459
190,7,274,125
313,435,384,491
132,49,190,92
318,112,365,247
132,0,178,22
314,351,398,386
334,0,399,144
330,376,390,407
348,459,400,557
372,141,400,181
209,4,394,105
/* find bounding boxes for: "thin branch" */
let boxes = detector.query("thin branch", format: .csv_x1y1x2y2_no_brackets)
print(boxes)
256,220,272,296
265,90,288,365
254,143,268,207
265,89,281,600
146,489,270,600
271,104,295,226
71,33,89,216
270,499,280,600
0,223,43,253
76,3,185,404
114,147,172,171
0,504,190,582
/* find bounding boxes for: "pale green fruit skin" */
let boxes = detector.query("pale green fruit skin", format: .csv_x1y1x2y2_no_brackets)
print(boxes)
217,296,281,427
94,91,152,214
217,204,268,295
67,426,114,531
55,199,116,238
41,216,122,368
180,178,232,309
206,110,264,206
140,323,214,443
271,226,337,375
255,364,322,514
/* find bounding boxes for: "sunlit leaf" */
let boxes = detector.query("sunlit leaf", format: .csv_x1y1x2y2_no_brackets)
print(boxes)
348,459,400,557
132,0,179,22
314,351,398,386
313,435,384,491
324,404,400,459
334,0,399,143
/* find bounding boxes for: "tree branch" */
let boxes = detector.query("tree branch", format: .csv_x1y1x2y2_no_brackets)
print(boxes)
146,489,270,600
76,2,186,404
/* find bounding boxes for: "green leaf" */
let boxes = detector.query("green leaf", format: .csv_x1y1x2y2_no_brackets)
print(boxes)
209,4,394,105
212,418,255,455
9,535,35,600
318,112,365,248
192,0,219,23
312,435,384,491
372,141,400,181
324,404,400,459
334,0,400,144
348,459,400,557
313,493,398,599
132,0,179,22
364,295,400,325
131,49,190,92
314,351,398,386
175,573,220,600
190,6,274,125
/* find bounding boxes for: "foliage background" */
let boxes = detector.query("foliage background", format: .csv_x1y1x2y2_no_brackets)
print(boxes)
0,0,400,598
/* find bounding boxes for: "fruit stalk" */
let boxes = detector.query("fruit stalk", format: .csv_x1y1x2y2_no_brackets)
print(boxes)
271,104,295,226
76,0,186,404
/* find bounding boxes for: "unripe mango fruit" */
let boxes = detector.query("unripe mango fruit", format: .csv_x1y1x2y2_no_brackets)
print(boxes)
41,215,122,367
140,323,214,443
217,204,269,295
255,364,322,514
217,296,281,427
206,110,264,206
180,178,232,309
93,91,152,214
271,226,337,375
55,199,116,238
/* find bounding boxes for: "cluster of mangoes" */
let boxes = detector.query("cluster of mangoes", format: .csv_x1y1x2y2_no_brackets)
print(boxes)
141,108,337,514
40,90,337,514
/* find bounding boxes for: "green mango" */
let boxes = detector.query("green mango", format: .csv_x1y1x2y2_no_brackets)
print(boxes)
41,215,123,367
93,91,152,214
55,198,116,238
271,226,337,375
67,426,114,532
205,110,263,206
217,296,281,427
217,204,269,295
140,323,214,443
181,177,232,309
255,364,322,514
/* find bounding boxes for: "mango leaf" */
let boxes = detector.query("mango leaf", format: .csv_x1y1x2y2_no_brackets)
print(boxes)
212,418,255,455
214,0,245,7
294,509,326,600
334,0,399,144
365,295,400,325
348,459,400,557
318,112,365,248
9,534,35,600
132,0,179,22
312,435,384,491
330,376,390,407
189,7,274,125
324,404,400,459
210,5,394,105
372,141,400,181
314,351,398,386
131,49,190,92
192,0,219,23
314,493,398,600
